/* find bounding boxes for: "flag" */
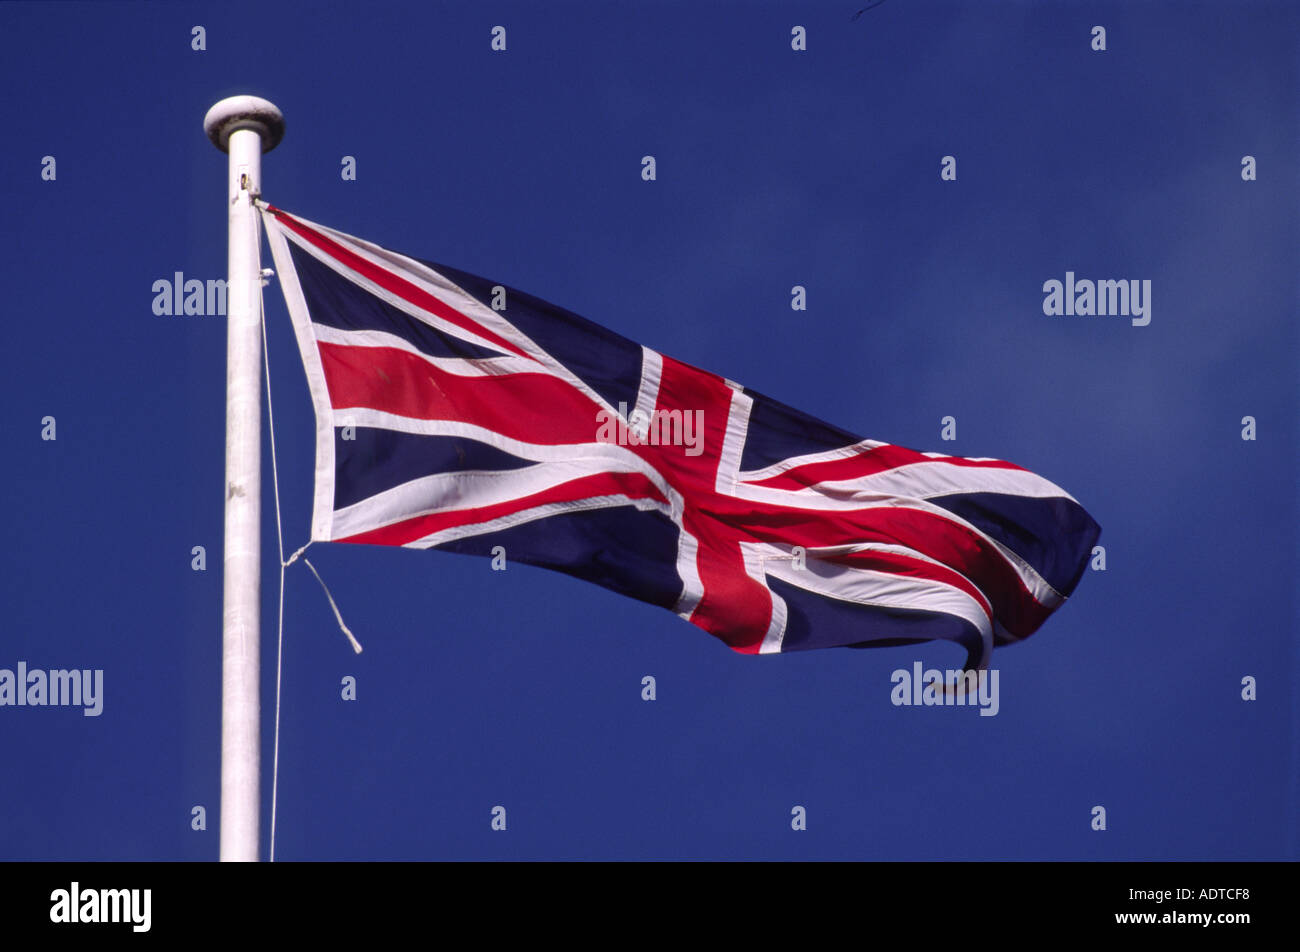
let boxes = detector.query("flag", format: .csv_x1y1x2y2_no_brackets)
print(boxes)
260,204,1100,671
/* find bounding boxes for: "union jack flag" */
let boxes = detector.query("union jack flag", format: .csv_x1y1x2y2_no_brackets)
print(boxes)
261,205,1100,671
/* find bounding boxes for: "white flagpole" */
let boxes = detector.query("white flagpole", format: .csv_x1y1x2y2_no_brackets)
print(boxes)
203,96,284,862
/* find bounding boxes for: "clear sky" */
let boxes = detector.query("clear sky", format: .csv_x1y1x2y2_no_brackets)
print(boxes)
0,0,1294,860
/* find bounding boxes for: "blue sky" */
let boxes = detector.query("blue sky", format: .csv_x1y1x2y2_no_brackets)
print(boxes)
0,0,1294,860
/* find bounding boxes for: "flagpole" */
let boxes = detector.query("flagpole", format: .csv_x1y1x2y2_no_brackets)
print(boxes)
203,95,284,862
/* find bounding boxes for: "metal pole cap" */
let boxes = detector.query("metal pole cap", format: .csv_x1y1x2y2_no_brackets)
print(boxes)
204,96,285,153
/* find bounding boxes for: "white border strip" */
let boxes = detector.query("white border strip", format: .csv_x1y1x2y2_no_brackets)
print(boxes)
631,347,663,437
262,208,336,542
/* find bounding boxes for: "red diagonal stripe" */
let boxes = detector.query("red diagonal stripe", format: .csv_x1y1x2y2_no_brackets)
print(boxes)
701,495,1051,639
744,444,1025,491
820,549,994,621
269,205,530,360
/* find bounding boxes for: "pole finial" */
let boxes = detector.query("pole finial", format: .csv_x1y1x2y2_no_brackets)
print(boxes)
204,95,285,153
